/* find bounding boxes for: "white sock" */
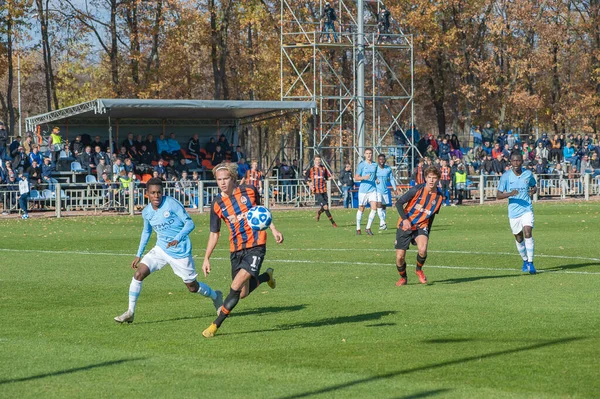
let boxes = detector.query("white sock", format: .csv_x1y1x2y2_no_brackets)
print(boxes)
524,237,534,262
377,208,386,226
366,210,376,229
515,240,527,261
356,210,363,230
128,278,143,313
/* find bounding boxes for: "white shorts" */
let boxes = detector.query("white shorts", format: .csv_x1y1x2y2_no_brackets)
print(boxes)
141,246,198,283
509,212,534,235
358,191,378,206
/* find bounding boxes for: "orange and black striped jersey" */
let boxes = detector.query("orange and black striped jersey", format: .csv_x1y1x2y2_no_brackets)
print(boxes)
305,165,330,193
414,165,425,185
441,166,451,181
210,185,267,252
244,169,263,188
395,184,443,230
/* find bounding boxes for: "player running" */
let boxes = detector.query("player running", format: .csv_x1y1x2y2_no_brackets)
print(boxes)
202,162,284,338
394,167,443,286
355,148,378,235
496,151,538,274
375,154,397,231
305,155,337,227
114,178,222,324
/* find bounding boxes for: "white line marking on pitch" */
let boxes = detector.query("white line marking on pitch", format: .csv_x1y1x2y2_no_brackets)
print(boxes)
0,248,598,275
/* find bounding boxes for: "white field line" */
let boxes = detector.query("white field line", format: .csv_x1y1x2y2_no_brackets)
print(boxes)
0,248,598,275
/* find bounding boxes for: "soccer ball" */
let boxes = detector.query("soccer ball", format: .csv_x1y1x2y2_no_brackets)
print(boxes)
246,206,272,231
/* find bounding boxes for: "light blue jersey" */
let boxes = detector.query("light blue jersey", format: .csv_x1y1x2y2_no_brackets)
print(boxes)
497,169,536,219
137,196,195,259
357,160,377,194
375,165,396,195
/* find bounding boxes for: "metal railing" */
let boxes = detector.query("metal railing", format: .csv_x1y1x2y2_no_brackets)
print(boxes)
1,173,598,217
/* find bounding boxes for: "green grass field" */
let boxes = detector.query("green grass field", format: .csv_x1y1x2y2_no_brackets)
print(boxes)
1,202,599,398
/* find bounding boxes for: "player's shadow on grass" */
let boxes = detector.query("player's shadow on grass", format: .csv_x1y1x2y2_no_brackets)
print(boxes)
542,262,600,272
0,358,145,385
138,305,307,325
279,336,585,399
432,273,521,285
391,389,452,399
223,311,397,336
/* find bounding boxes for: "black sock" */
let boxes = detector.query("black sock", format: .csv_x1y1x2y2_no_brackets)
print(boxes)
416,254,427,271
396,262,407,278
318,207,324,215
214,288,241,328
325,210,335,224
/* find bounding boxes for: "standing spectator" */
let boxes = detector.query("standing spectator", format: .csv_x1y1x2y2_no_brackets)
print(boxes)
12,146,28,175
134,134,143,150
96,158,111,182
482,122,495,144
339,163,354,208
187,134,201,164
22,136,34,155
237,158,250,178
138,145,155,169
9,136,21,157
439,159,452,206
320,2,338,43
376,5,391,44
91,136,105,152
0,122,8,160
240,160,263,193
454,164,467,205
48,127,64,166
17,172,30,219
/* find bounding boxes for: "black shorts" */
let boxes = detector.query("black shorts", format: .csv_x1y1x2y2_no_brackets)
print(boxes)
395,227,430,250
230,245,266,280
315,193,328,206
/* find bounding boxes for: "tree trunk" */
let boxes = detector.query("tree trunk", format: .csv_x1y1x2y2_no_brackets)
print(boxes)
126,0,140,95
110,0,120,96
6,12,15,135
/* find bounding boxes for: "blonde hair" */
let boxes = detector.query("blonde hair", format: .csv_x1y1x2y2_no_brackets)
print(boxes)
212,161,238,180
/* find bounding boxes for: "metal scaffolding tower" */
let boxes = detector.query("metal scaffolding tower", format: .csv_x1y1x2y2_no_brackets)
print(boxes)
280,0,418,173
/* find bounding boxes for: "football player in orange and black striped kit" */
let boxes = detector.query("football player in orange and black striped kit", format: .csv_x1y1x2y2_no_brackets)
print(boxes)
305,155,337,227
201,162,284,338
394,166,443,286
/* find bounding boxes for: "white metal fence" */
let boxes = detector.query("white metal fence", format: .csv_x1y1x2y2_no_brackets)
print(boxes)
1,173,598,217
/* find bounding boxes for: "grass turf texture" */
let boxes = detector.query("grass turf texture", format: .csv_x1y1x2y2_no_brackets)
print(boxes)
0,202,599,398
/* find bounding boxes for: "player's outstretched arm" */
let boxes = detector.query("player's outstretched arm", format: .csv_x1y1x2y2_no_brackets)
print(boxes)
203,232,220,276
269,223,284,244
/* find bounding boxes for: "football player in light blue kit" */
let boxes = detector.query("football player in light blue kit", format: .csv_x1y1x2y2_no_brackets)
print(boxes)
114,178,223,323
375,154,397,230
497,152,538,274
354,148,378,235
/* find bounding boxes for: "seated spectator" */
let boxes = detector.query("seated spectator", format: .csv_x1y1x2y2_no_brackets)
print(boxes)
166,159,178,179
191,171,200,181
123,157,136,174
462,147,480,173
143,134,157,155
218,134,231,153
425,145,437,161
96,157,111,182
151,170,164,181
166,133,182,159
205,137,217,154
112,158,125,180
471,125,482,146
70,136,85,159
232,146,245,163
492,154,506,175
9,136,22,157
550,134,562,163
93,146,110,166
128,146,141,163
212,144,225,165
580,154,593,174
175,158,189,177
188,134,201,164
482,141,492,155
156,134,170,158
535,142,548,161
154,159,166,177
122,133,135,150
80,146,95,172
491,143,503,159
438,138,451,161
590,152,600,176
450,134,462,158
534,156,548,175
481,153,494,175
28,146,43,166
237,158,249,177
117,146,129,162
563,142,578,168
26,160,42,190
138,145,156,166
